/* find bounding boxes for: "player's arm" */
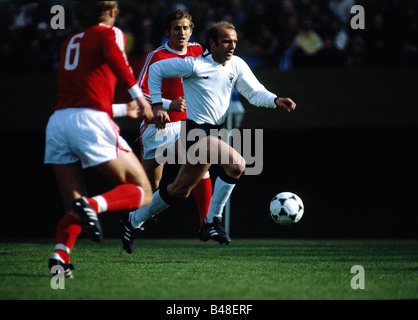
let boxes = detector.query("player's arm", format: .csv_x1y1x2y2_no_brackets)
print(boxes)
168,96,187,112
236,58,295,112
102,28,140,96
274,97,296,112
148,57,193,128
148,57,193,106
112,100,147,119
152,103,171,130
138,53,184,112
102,28,153,122
146,97,186,130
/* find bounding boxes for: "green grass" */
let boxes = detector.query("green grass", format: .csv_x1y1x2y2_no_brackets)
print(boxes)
0,239,417,300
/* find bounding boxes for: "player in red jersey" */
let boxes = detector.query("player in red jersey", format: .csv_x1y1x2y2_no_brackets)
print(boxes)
122,10,212,250
44,1,153,277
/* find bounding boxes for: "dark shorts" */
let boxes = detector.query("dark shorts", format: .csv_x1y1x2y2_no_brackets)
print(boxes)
181,119,225,152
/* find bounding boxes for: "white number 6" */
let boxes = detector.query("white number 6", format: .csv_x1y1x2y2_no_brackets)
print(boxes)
64,32,85,70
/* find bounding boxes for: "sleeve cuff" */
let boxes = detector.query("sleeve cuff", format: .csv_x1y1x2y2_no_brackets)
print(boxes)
162,99,171,110
128,84,143,99
150,93,162,105
112,103,127,117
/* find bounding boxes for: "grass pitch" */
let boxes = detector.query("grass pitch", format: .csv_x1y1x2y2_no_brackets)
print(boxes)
0,238,417,300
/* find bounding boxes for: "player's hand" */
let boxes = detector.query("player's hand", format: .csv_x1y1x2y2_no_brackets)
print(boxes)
125,100,141,119
135,96,154,122
169,96,187,112
275,97,296,112
153,103,171,130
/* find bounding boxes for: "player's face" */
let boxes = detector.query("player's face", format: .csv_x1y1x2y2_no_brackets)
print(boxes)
167,18,193,51
211,27,237,66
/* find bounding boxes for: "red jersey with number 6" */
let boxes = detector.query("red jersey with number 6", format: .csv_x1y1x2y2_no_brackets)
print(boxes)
138,42,203,123
54,24,138,117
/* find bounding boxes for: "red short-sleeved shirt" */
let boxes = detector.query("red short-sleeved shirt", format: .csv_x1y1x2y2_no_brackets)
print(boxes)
138,42,203,123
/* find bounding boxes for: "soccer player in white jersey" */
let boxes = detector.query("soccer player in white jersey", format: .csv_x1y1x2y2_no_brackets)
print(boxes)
122,21,296,251
44,2,153,277
123,10,212,252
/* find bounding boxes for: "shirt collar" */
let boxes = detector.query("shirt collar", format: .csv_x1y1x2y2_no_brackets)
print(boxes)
164,42,187,55
202,49,230,67
98,23,111,28
202,49,213,60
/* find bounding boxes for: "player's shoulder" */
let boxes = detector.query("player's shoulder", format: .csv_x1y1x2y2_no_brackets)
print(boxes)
187,42,204,56
96,24,124,49
91,24,123,38
89,23,111,33
149,45,172,60
230,55,250,70
111,25,124,37
231,55,246,64
187,42,202,48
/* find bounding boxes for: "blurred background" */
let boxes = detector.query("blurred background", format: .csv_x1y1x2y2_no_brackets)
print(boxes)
1,0,418,239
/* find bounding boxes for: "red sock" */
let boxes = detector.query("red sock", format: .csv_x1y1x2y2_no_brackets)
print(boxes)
54,211,81,263
86,184,144,213
192,174,212,228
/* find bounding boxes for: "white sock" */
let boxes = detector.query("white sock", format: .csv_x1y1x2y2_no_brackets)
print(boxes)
205,177,236,223
130,189,170,228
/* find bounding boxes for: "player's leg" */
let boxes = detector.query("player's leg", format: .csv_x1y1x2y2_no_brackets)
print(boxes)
167,162,212,201
129,162,211,228
49,162,85,277
199,136,246,244
45,110,92,275
54,162,86,211
129,135,244,231
81,149,154,254
128,135,244,244
141,121,212,228
70,112,153,215
140,122,166,192
208,135,246,220
175,130,212,228
122,162,211,254
142,158,164,191
88,149,153,212
191,171,212,228
123,130,245,251
120,122,174,253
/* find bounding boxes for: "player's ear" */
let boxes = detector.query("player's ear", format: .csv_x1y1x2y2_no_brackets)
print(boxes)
209,38,216,49
109,7,117,18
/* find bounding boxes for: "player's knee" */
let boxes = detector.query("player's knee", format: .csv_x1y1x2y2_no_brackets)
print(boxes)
169,185,192,201
174,188,192,201
139,183,153,207
141,191,153,207
226,157,246,179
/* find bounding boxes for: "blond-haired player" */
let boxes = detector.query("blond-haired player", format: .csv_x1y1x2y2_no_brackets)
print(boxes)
45,2,153,277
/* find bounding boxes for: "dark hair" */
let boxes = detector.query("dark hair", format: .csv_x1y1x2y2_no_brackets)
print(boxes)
73,1,118,28
205,21,236,52
163,9,194,33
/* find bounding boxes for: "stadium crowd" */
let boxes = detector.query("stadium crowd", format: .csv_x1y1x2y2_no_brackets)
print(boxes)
1,0,418,73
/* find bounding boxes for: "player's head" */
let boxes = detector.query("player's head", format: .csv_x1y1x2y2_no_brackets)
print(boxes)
164,9,194,51
206,21,237,65
74,1,119,28
164,9,194,33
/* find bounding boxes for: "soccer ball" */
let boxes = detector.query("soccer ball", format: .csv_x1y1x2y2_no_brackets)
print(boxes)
270,192,304,226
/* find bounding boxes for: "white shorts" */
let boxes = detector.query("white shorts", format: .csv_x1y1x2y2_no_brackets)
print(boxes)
44,108,132,168
140,121,181,160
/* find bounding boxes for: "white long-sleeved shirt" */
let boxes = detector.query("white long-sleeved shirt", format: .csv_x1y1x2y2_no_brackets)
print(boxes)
148,50,278,125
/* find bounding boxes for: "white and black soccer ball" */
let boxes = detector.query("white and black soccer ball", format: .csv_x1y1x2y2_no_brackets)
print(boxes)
270,192,304,226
